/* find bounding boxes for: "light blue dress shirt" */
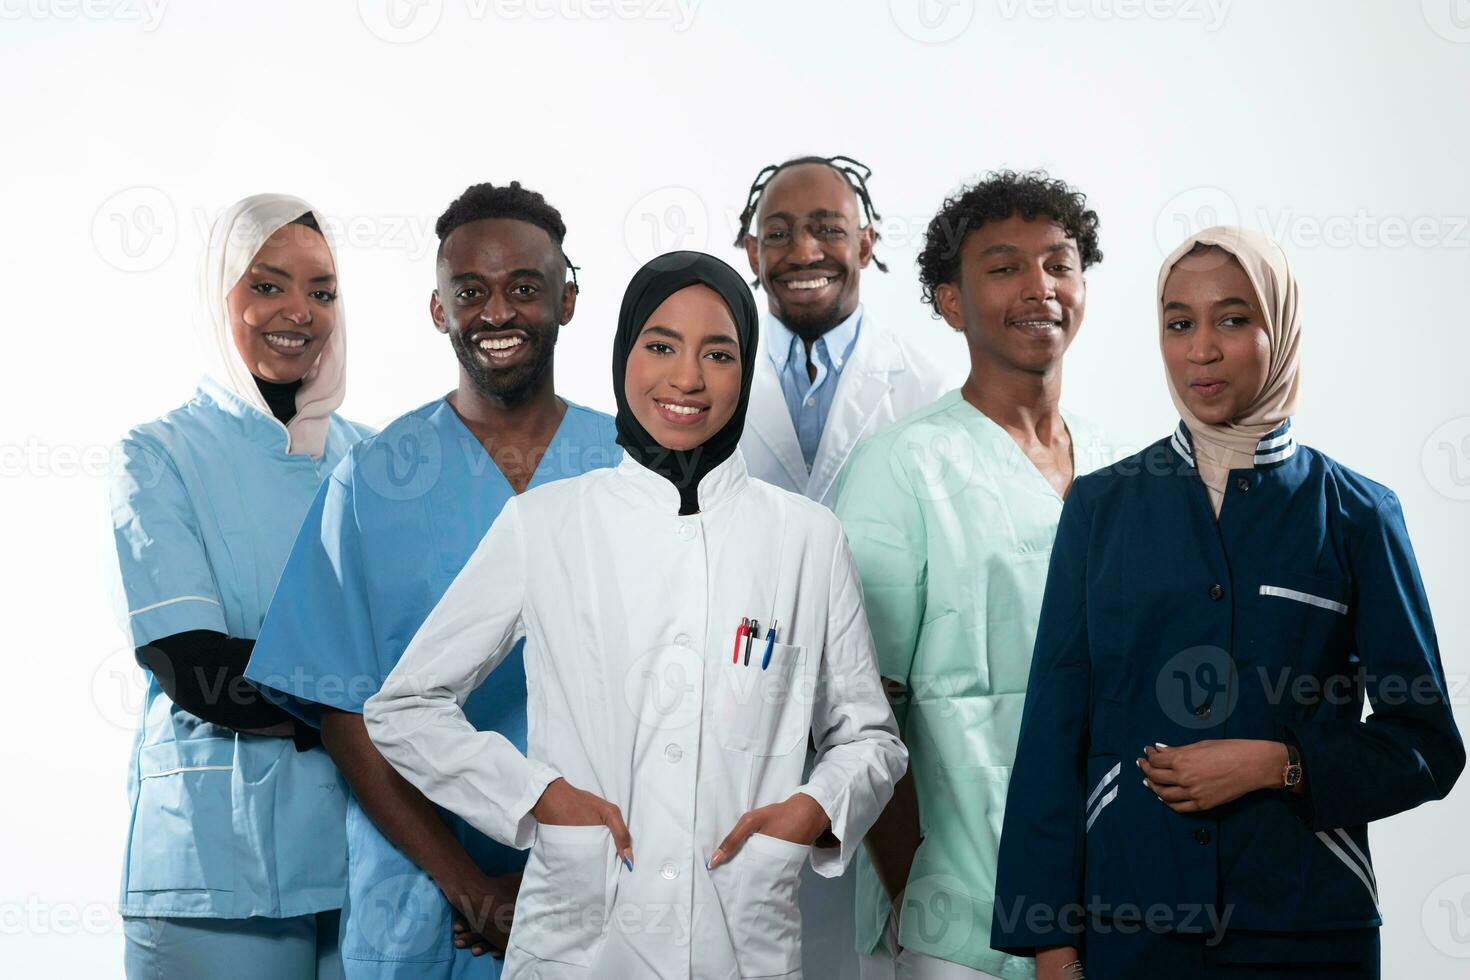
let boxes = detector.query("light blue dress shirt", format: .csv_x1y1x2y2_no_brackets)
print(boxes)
767,305,862,469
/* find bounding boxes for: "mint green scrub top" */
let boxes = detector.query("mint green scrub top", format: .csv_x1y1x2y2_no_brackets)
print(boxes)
834,389,1113,977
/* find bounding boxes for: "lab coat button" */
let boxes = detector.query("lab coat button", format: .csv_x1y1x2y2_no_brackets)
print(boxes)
1236,476,1251,492
1208,583,1224,601
664,744,683,763
660,862,678,880
1194,828,1212,845
677,523,697,541
675,633,692,648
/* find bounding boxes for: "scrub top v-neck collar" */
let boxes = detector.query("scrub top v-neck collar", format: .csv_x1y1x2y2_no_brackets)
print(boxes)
437,394,577,495
952,389,1079,503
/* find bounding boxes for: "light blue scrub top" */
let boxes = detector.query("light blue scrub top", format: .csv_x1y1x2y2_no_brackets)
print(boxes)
109,375,372,919
246,396,620,978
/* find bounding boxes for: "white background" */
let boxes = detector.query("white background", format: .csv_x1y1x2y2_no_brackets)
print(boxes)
3,1,1469,976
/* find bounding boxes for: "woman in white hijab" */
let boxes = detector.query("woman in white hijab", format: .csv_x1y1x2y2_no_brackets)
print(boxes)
108,194,372,978
991,226,1462,978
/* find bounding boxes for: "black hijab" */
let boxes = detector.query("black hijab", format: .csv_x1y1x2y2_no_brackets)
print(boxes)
612,251,760,515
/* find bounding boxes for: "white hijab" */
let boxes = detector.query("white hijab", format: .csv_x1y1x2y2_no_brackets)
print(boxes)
198,193,347,457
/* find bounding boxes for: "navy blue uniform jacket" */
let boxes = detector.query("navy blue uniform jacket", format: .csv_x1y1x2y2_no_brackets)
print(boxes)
991,420,1464,953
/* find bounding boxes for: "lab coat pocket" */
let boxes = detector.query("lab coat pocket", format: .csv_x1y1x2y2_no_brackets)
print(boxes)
715,642,809,758
510,823,616,966
127,738,236,893
711,832,806,978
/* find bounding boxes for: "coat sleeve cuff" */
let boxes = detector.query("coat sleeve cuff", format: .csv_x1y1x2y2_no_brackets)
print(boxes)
795,780,855,878
503,760,563,849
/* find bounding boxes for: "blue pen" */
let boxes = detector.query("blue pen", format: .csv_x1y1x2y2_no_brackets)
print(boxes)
760,620,779,670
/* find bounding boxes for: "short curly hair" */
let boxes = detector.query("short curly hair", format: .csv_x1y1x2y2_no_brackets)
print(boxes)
917,170,1102,314
435,181,577,286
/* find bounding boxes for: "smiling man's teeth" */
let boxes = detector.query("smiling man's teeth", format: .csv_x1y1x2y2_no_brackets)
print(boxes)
658,401,704,416
479,337,524,354
1012,320,1059,328
264,333,306,349
786,277,830,290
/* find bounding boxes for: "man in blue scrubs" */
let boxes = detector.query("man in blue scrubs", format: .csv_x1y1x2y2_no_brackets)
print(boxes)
246,181,620,978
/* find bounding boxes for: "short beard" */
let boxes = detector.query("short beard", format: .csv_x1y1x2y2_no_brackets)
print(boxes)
774,303,846,343
451,329,555,405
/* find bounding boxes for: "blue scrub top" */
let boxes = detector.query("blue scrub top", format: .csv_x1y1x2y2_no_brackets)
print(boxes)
108,376,372,919
247,396,620,978
991,420,1464,958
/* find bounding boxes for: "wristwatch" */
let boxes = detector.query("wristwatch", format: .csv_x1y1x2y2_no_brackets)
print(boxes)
1283,741,1303,788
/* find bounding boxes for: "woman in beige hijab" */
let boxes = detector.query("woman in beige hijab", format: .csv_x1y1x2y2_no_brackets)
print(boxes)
992,226,1461,978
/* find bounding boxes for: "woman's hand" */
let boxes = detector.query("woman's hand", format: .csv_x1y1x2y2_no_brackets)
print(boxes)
708,792,830,869
1138,740,1288,813
1036,945,1084,979
531,778,634,869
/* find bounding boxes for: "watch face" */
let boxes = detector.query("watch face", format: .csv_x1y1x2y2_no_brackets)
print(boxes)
1285,766,1303,787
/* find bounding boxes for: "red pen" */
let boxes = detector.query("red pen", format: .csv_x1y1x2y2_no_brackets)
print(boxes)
732,617,748,664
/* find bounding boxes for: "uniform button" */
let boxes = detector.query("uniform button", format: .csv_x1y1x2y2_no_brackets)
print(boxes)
1194,704,1212,720
674,633,692,648
1235,476,1251,492
1208,583,1224,601
677,523,697,541
664,744,683,763
660,862,678,880
1193,828,1212,845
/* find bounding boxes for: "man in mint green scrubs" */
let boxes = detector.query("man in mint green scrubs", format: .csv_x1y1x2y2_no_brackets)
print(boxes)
835,172,1115,980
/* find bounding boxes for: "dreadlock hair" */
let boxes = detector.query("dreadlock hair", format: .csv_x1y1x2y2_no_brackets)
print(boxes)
435,180,579,290
733,155,888,274
917,170,1101,315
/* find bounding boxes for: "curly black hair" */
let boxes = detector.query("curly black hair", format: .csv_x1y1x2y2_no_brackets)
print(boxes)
916,170,1101,314
435,181,577,288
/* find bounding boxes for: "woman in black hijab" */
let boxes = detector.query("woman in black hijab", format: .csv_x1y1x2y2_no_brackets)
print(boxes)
611,249,760,514
365,251,906,977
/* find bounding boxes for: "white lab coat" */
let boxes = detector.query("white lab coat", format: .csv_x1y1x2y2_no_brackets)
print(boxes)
739,311,958,510
740,310,955,978
364,449,907,980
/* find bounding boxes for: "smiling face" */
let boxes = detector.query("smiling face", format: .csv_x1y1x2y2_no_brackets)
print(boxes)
431,217,575,403
1161,246,1272,425
935,214,1085,376
744,163,873,341
623,284,743,452
225,223,339,383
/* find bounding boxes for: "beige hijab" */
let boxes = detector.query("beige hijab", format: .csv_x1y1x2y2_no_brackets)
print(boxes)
198,193,347,458
1158,225,1301,515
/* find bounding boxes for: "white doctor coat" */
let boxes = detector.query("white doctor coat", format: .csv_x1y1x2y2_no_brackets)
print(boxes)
739,311,957,510
364,449,907,980
739,310,954,976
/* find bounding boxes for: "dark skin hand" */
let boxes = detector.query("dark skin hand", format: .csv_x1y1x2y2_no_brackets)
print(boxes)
321,707,520,957
861,678,921,924
1138,739,1300,813
709,792,831,869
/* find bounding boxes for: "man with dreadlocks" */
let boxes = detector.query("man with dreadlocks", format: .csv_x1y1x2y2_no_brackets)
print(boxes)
246,182,621,978
735,155,953,980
